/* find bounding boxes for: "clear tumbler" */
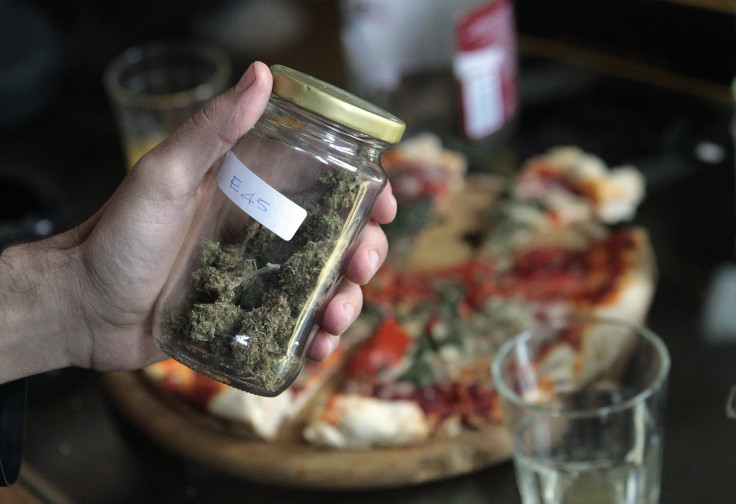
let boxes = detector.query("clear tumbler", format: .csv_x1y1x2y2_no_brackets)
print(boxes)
103,40,232,169
492,317,670,504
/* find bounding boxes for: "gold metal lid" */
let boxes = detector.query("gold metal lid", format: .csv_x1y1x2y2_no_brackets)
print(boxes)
270,65,406,144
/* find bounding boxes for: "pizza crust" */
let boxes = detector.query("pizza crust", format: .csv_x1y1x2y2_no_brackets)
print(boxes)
516,146,646,224
590,227,657,324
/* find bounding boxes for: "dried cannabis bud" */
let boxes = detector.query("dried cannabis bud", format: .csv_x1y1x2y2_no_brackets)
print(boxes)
293,209,344,248
188,301,243,343
319,169,361,211
278,240,334,307
231,293,294,390
164,168,362,391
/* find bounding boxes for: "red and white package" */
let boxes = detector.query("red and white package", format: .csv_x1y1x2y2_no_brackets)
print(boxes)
454,0,519,141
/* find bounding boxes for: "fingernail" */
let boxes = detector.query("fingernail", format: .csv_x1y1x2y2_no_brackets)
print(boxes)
329,334,340,354
369,249,380,276
235,64,256,93
344,303,355,328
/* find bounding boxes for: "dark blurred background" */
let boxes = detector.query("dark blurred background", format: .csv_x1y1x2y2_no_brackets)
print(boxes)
1,0,733,232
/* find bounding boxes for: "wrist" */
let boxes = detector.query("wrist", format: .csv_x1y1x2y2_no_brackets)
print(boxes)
0,242,81,381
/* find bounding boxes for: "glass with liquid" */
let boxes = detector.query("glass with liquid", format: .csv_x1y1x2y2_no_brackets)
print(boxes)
103,40,232,169
492,318,670,504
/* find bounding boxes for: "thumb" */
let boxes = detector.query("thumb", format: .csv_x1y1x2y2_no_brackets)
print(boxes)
134,61,273,199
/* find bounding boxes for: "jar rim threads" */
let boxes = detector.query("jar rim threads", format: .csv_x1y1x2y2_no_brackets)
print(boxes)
270,65,406,145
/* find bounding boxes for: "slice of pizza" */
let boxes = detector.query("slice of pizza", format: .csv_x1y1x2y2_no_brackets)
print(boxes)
479,146,645,263
303,284,532,449
514,146,646,225
143,341,350,441
407,145,646,273
302,315,466,449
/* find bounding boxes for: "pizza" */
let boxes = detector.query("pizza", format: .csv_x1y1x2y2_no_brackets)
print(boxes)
140,137,655,452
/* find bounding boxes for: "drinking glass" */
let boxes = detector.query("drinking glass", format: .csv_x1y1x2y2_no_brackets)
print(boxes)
103,40,232,169
492,317,670,504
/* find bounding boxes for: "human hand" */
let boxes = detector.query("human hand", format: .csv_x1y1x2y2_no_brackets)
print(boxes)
0,62,395,381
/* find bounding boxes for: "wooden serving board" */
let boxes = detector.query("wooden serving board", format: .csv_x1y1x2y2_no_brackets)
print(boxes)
101,370,513,490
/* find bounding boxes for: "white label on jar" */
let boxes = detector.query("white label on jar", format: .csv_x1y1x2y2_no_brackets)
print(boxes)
217,152,307,241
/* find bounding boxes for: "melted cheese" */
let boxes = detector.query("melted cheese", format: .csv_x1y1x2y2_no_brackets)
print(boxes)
303,394,430,449
208,388,294,440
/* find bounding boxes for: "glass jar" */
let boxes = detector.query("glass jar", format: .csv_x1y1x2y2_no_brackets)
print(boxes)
153,65,405,396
